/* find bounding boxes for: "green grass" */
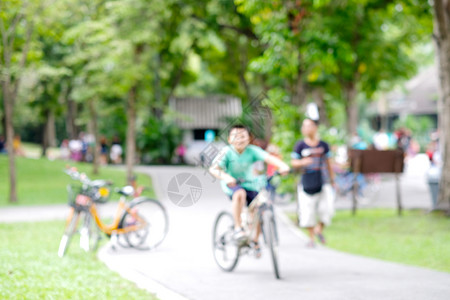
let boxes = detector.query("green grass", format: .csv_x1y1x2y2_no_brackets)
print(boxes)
0,221,157,299
288,209,450,273
0,155,155,206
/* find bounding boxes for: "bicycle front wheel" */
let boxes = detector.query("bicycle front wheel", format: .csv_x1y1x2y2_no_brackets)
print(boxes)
119,197,169,250
262,210,280,279
212,211,239,272
58,208,81,257
80,213,101,252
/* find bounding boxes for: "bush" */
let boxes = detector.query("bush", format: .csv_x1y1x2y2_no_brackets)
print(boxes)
137,114,182,164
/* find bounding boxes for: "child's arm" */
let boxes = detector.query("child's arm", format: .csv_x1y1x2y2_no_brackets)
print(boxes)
209,164,237,186
291,157,314,169
326,157,336,186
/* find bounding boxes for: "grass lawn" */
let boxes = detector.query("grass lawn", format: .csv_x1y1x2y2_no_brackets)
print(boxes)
288,209,450,273
0,155,155,206
0,220,157,299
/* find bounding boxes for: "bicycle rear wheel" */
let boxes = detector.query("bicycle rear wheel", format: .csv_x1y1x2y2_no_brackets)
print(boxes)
262,210,280,279
119,197,168,250
58,208,81,257
212,211,239,272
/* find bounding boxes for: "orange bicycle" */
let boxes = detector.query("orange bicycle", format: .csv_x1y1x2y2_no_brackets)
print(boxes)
58,168,168,257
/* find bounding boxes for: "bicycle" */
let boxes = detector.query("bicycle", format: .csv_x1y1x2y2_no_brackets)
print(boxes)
212,172,283,279
58,168,169,257
334,169,381,204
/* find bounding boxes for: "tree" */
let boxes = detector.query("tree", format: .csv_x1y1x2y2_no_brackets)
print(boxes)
0,0,36,202
432,0,450,212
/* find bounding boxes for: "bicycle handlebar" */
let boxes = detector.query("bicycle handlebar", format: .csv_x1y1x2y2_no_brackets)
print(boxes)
234,169,293,186
64,167,112,187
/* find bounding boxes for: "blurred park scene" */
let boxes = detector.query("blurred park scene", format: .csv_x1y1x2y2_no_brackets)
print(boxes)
1,0,450,299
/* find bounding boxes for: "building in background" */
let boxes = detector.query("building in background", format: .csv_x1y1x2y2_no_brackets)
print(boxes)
371,64,438,131
170,95,242,165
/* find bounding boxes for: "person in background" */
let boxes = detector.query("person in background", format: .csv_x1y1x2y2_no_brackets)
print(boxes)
13,134,25,156
175,143,186,165
59,139,70,160
110,136,123,164
99,136,109,165
373,129,390,150
265,144,283,201
426,131,441,210
69,137,83,161
0,135,6,154
291,118,336,248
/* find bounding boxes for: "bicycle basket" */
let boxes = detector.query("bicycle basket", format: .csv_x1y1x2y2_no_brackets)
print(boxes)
67,184,92,208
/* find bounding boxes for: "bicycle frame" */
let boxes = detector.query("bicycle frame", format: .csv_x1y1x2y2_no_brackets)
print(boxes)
240,189,272,246
88,196,147,235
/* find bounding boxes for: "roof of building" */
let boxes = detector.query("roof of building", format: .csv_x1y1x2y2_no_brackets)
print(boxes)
169,95,242,129
381,65,439,115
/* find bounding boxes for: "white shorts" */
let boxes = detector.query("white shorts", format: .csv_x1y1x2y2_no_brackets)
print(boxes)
297,183,335,228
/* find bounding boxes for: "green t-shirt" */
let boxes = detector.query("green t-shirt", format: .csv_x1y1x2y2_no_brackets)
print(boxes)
212,144,269,195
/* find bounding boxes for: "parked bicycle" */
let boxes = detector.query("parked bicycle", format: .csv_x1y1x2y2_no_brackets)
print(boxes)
212,172,283,279
335,170,381,203
58,167,168,257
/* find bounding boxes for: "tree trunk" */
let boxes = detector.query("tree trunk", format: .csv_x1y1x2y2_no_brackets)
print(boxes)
42,109,49,157
239,41,251,102
66,96,78,140
1,30,17,202
125,44,144,184
47,109,56,147
2,80,17,203
291,65,306,107
433,0,450,212
126,85,137,184
312,88,330,127
42,108,57,157
153,53,163,120
0,6,33,204
88,100,100,175
344,83,358,145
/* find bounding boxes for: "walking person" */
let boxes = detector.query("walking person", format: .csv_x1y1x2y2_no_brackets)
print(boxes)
291,118,336,247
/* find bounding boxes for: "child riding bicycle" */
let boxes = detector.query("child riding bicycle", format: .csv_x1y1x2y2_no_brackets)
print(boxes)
209,125,290,257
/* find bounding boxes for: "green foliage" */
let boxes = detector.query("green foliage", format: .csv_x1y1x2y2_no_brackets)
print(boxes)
0,221,157,299
1,0,437,164
137,114,183,164
393,114,434,134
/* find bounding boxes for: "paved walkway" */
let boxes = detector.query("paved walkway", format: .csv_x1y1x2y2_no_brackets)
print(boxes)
1,161,449,300
99,166,449,300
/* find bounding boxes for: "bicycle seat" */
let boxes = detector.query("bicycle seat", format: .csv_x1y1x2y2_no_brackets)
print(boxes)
117,185,135,197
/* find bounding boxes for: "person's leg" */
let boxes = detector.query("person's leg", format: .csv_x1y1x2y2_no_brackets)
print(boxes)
298,185,318,247
244,190,262,256
231,188,247,230
315,184,333,244
242,191,260,243
307,226,315,242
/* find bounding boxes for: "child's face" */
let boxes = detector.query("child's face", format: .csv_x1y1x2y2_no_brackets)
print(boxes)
228,128,250,151
301,119,317,137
